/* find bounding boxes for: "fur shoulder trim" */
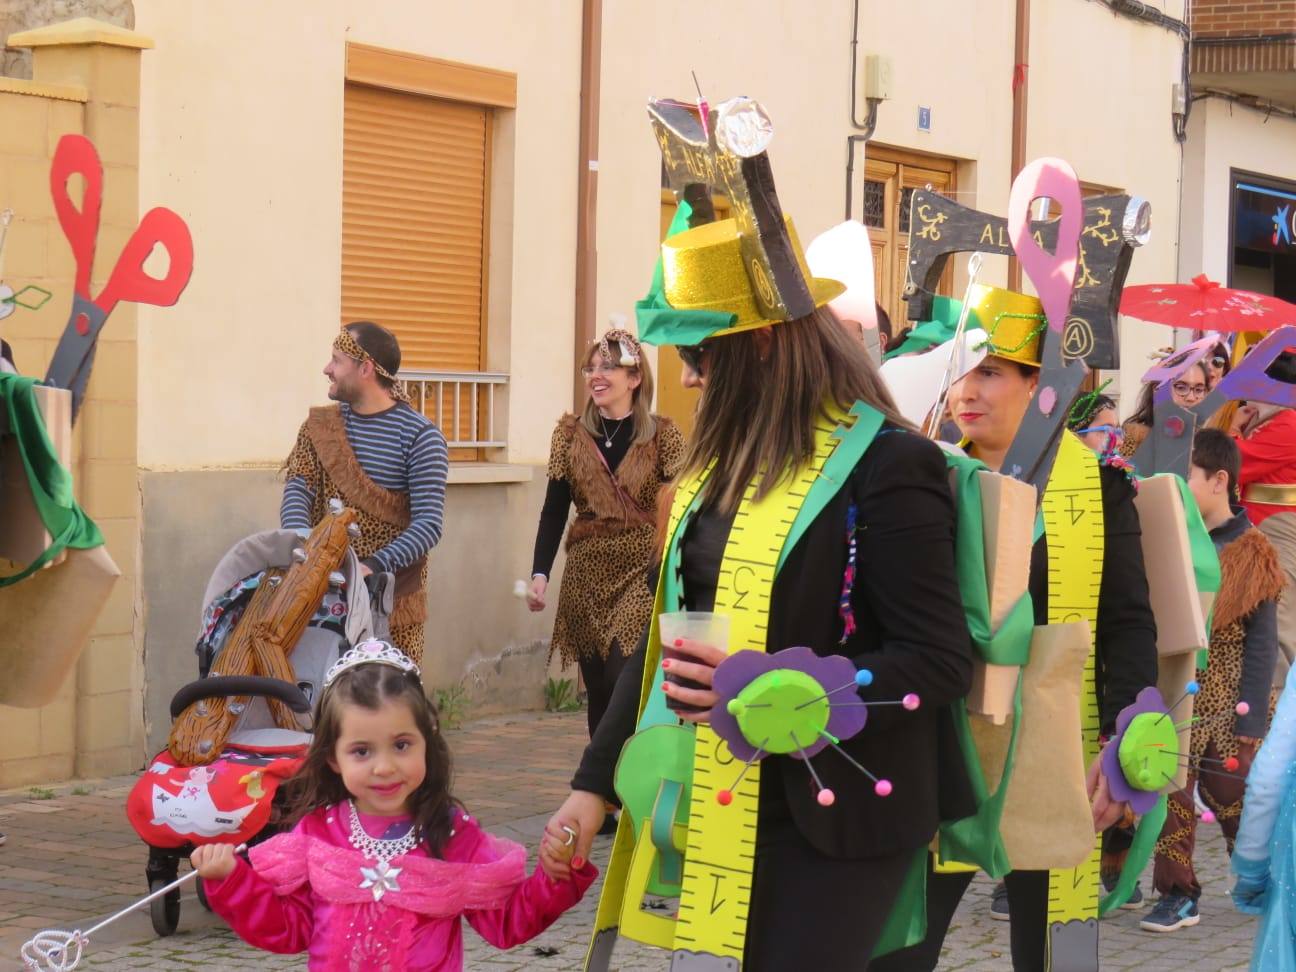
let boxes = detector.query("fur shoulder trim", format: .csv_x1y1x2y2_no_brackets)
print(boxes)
1213,527,1286,633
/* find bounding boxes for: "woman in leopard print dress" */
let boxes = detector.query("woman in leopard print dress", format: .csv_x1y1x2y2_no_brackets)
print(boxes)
526,330,686,738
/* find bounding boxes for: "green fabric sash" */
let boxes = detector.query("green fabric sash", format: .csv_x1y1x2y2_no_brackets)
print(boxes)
0,374,104,587
931,454,1030,881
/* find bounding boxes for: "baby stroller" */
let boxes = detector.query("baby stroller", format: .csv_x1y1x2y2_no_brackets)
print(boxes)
125,515,393,935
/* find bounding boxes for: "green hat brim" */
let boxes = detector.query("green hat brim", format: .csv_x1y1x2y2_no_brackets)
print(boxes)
882,296,984,361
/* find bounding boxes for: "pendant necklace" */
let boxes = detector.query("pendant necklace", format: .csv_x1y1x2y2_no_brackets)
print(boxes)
599,415,626,449
347,800,417,901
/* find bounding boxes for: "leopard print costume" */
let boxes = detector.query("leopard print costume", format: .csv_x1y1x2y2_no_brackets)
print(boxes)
1153,523,1285,894
1191,526,1286,761
283,406,428,663
546,413,685,666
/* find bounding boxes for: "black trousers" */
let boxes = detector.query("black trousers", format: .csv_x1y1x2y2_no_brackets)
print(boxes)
869,858,1049,971
578,643,632,739
744,816,915,971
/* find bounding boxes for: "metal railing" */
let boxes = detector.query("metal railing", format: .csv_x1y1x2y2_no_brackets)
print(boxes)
399,370,508,449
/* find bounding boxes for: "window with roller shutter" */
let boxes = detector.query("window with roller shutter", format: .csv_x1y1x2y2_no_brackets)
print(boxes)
342,44,514,460
342,83,489,375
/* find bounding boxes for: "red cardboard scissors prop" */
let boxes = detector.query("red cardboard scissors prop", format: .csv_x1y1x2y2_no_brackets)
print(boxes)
43,134,193,418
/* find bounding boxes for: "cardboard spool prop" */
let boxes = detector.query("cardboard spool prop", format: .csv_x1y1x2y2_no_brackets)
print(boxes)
903,187,1150,370
168,501,361,766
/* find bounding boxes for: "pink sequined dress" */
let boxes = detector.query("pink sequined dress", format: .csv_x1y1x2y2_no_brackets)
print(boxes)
203,803,596,971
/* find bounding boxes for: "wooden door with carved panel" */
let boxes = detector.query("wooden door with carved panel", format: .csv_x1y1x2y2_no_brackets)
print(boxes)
861,148,957,337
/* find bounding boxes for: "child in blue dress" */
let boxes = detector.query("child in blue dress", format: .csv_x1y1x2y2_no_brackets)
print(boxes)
1232,667,1296,970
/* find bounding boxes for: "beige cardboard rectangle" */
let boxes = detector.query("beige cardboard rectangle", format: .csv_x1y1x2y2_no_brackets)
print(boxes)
970,621,1095,871
1134,475,1208,658
967,472,1036,723
0,544,120,707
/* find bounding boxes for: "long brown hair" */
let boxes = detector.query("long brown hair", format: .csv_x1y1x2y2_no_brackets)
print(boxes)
578,341,657,446
277,664,458,856
683,306,914,515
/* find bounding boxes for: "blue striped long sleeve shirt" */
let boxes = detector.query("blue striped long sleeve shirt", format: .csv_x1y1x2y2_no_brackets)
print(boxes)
281,403,448,572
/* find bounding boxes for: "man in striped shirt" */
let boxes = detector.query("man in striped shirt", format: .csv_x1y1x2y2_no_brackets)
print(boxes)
280,321,448,662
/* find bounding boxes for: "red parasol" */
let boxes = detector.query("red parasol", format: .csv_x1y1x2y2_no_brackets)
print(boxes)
1120,274,1296,332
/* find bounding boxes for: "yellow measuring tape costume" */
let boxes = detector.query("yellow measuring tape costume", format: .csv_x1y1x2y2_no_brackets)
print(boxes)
1041,430,1105,963
587,405,882,970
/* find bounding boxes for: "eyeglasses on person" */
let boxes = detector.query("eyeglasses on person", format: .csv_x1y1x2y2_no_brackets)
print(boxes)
1171,380,1207,398
581,362,625,378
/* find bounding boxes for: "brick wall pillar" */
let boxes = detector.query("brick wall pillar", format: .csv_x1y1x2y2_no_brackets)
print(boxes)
6,17,153,780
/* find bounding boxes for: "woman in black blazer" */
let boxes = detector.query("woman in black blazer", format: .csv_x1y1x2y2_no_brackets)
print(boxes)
540,306,976,970
871,288,1159,972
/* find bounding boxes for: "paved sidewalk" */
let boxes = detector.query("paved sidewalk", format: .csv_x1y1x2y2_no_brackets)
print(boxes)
1,711,1260,970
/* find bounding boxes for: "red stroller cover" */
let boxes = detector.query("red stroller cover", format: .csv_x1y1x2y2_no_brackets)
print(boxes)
128,743,304,848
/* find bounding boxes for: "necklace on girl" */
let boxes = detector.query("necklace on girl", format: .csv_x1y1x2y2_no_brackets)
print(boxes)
347,800,418,901
599,415,627,448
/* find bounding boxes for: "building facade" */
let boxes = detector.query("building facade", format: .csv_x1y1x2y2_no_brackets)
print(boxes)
1179,0,1296,301
1,0,1194,783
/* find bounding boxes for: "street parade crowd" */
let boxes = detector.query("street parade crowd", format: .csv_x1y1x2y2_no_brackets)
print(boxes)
7,93,1296,972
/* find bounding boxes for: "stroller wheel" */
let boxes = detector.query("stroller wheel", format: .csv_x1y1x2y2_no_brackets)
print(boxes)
149,877,181,936
195,874,213,911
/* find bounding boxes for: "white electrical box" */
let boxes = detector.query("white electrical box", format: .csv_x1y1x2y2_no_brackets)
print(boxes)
862,54,893,102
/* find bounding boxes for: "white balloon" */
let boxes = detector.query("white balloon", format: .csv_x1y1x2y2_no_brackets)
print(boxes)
806,220,877,330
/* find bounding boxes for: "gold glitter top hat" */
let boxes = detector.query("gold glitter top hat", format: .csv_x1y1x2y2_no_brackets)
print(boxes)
968,283,1046,368
660,217,845,336
636,95,844,346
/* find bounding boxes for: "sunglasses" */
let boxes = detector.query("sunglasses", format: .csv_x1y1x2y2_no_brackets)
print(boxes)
678,343,709,374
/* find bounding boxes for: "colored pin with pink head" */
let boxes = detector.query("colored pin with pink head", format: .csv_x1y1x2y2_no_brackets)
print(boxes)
708,646,920,808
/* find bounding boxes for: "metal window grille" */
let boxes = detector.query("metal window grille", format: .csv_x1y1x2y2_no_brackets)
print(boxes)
399,370,508,450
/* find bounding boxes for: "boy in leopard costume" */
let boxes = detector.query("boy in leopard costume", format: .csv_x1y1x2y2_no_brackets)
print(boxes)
1149,429,1284,927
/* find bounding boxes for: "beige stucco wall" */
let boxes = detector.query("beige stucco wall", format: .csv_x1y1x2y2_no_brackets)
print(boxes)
596,0,1187,408
132,0,583,470
1180,95,1296,285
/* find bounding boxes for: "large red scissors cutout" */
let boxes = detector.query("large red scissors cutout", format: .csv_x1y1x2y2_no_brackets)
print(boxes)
43,134,194,418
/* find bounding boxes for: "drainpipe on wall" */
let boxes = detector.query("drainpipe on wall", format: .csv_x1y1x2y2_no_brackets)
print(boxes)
1009,0,1030,291
573,0,602,408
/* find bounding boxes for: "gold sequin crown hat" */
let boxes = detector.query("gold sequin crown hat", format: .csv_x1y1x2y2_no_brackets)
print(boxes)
967,283,1046,368
636,96,845,346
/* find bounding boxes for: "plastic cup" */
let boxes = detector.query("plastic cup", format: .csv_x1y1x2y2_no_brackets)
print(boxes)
658,611,730,713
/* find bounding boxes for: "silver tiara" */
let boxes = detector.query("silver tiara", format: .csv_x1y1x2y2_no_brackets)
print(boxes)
324,639,421,688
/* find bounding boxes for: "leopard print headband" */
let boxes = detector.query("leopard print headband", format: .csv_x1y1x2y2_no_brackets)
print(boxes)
334,328,411,404
596,328,642,368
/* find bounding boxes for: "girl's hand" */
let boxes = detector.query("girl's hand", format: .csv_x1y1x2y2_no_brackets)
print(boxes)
526,576,548,612
662,637,726,724
190,843,238,881
539,791,605,881
1086,755,1126,832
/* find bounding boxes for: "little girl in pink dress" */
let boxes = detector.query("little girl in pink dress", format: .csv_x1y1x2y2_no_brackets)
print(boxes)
192,641,596,971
